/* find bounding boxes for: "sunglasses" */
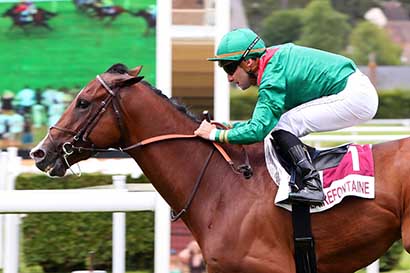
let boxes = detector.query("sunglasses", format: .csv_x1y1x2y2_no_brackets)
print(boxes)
221,61,240,75
219,36,261,76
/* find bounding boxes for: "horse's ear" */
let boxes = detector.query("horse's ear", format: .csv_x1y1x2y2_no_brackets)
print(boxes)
120,76,144,87
129,66,143,76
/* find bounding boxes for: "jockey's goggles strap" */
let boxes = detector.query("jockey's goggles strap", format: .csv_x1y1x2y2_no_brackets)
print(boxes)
238,36,261,63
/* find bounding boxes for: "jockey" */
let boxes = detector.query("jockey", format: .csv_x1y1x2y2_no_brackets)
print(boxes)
13,0,37,22
96,0,115,14
194,28,379,205
147,4,156,20
13,2,27,14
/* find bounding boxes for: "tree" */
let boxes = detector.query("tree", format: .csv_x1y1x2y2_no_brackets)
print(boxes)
331,0,379,25
349,21,402,65
297,0,351,53
243,0,309,33
261,9,303,45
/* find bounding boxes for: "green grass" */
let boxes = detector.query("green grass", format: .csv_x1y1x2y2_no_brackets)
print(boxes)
0,0,156,93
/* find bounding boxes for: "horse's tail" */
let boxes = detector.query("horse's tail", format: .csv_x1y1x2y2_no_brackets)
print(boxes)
37,8,57,18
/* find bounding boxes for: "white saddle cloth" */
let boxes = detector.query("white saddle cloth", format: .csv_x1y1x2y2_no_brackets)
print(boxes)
264,135,375,213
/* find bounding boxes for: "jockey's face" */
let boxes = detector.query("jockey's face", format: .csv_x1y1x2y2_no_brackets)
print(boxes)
227,60,256,90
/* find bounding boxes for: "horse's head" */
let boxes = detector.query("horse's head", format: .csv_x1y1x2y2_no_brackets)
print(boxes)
30,63,144,177
2,7,15,17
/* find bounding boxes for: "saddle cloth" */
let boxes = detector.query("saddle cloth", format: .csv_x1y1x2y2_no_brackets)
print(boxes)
264,135,375,213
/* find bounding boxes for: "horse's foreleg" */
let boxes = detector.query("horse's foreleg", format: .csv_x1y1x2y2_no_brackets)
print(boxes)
22,26,29,35
105,16,115,26
43,23,52,30
401,210,410,252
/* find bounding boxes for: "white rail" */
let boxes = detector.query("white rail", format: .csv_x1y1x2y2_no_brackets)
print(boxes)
335,126,410,133
302,134,407,142
299,123,410,148
365,119,410,126
0,148,171,273
0,189,157,213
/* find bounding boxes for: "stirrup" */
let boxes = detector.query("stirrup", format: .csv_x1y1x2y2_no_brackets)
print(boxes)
289,189,325,206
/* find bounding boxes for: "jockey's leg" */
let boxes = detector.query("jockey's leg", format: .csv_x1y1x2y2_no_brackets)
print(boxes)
271,70,378,205
271,129,325,205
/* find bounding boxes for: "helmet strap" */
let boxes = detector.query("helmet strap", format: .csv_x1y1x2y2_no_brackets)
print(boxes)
238,36,261,63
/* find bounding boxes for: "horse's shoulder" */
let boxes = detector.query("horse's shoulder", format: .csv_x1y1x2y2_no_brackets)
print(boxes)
222,142,265,168
246,142,265,162
372,137,410,161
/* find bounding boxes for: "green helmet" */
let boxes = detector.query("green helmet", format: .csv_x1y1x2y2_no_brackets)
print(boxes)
208,28,266,62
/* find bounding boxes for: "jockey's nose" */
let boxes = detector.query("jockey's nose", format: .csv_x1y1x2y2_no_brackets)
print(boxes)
228,74,234,82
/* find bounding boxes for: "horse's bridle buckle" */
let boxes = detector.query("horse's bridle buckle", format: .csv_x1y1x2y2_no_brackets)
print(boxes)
62,142,74,156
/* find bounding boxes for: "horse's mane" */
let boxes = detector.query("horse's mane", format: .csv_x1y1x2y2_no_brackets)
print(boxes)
106,63,199,123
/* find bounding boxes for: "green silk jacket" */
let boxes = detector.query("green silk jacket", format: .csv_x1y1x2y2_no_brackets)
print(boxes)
214,43,357,144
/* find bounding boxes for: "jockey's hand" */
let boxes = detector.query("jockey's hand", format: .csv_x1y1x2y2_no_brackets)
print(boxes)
194,120,216,140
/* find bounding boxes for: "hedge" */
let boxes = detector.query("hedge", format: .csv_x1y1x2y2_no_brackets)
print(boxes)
380,240,404,271
16,173,154,273
375,89,410,119
231,88,410,120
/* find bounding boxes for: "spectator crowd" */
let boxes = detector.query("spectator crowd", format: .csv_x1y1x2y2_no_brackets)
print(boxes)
0,86,74,148
170,240,206,273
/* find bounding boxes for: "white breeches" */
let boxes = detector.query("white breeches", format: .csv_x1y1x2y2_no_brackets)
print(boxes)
275,70,379,137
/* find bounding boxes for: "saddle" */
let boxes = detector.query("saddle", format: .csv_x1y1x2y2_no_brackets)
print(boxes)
272,140,350,192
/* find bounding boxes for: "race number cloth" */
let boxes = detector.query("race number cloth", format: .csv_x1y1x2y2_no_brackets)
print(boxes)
264,136,375,213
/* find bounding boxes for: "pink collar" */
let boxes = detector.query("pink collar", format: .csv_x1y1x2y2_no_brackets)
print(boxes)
257,47,279,86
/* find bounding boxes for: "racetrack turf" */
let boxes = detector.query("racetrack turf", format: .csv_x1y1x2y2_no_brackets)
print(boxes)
0,0,156,94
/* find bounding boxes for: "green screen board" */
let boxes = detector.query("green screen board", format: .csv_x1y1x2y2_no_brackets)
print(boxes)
0,0,157,150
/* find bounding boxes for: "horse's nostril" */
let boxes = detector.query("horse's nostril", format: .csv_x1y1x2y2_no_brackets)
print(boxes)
30,149,46,160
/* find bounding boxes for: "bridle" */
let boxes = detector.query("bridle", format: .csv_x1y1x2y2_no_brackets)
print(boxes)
47,74,253,221
48,75,127,173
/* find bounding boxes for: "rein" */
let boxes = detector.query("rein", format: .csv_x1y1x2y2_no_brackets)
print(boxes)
51,74,253,220
170,147,215,221
123,133,253,178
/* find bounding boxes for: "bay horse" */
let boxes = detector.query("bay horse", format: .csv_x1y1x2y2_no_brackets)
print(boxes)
131,9,156,36
30,63,408,273
2,6,56,32
91,5,129,24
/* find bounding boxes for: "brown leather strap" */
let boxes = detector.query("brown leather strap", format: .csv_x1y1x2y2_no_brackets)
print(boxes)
212,142,234,165
126,134,197,148
123,134,235,164
170,147,215,222
125,133,252,179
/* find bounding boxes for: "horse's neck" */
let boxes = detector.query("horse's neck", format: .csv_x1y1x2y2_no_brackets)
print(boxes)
122,88,213,219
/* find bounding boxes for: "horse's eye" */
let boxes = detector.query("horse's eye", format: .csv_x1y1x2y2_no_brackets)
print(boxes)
76,99,90,109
